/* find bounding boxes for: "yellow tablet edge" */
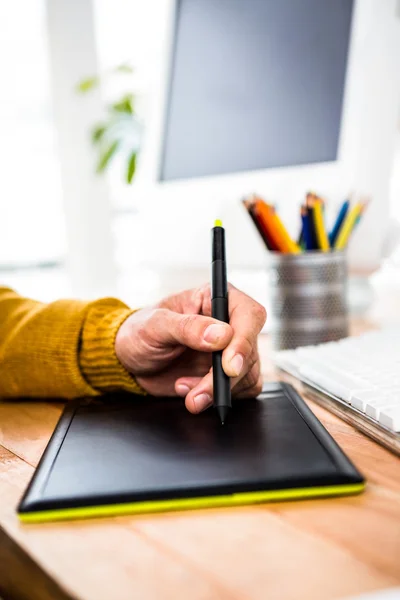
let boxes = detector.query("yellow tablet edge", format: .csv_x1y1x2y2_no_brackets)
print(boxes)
18,482,365,523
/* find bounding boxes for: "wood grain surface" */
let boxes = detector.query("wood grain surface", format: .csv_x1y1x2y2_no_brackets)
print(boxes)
1,326,399,600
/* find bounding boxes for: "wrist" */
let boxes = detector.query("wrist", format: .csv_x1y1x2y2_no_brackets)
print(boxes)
80,299,146,395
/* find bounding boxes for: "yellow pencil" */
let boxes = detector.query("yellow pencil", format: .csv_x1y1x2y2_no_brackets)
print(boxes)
334,202,363,250
312,199,330,251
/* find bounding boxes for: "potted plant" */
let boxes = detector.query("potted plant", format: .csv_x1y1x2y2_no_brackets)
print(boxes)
77,64,142,184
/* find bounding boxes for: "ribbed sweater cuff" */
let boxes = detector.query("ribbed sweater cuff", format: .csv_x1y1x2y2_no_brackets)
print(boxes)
80,300,146,395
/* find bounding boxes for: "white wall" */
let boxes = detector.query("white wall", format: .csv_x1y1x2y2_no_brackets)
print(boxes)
0,0,66,269
45,0,117,298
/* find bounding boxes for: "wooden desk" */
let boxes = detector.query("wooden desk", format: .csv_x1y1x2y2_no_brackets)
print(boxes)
1,322,400,600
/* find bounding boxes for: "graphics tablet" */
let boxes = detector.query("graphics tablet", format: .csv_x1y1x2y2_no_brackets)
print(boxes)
18,383,365,523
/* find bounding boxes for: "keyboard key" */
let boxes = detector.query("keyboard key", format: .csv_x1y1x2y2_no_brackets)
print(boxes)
275,351,302,370
366,395,400,420
379,407,400,432
350,390,385,412
299,362,372,402
366,401,397,420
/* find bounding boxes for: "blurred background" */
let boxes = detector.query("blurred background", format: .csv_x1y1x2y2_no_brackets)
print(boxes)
1,0,399,315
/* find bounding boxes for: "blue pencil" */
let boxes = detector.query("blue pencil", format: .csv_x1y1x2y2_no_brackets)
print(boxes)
301,207,314,250
329,200,350,246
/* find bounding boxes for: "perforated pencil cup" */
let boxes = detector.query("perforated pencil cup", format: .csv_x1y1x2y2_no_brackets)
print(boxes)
268,251,349,350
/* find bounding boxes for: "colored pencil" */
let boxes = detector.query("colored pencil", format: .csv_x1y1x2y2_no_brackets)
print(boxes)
259,202,301,254
271,208,301,254
298,204,305,247
298,228,305,248
253,200,287,252
251,204,279,251
241,192,369,254
354,198,369,227
334,202,364,250
305,195,318,250
312,199,330,251
242,198,276,250
329,199,350,246
300,207,314,250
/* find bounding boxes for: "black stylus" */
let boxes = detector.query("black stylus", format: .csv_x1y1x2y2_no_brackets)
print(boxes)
211,220,231,424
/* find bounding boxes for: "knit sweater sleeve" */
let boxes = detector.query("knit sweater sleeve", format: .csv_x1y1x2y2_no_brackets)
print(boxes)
0,287,144,399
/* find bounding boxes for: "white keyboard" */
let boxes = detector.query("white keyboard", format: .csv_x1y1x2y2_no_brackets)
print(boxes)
274,327,400,455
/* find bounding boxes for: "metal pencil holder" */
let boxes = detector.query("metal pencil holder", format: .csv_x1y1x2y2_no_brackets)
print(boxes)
268,251,349,350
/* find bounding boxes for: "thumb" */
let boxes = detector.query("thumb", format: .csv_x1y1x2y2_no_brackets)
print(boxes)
151,308,233,351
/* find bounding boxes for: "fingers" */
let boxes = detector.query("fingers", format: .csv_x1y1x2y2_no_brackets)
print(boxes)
148,283,266,412
221,286,266,379
183,370,214,414
177,351,262,414
232,360,262,398
157,287,203,316
174,283,266,378
235,373,263,398
146,308,233,352
175,376,202,403
167,282,266,382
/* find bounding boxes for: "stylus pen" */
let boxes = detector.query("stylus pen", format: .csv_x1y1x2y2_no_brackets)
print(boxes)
211,219,231,424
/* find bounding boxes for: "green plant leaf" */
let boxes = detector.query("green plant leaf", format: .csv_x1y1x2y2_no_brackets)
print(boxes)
96,139,120,173
111,94,134,114
76,77,99,93
114,63,134,74
91,124,107,144
126,152,137,184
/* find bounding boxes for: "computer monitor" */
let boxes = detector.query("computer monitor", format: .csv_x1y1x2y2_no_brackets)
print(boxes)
160,0,353,182
137,0,400,274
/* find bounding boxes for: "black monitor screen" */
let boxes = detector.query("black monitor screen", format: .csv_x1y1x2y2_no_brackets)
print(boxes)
159,0,353,181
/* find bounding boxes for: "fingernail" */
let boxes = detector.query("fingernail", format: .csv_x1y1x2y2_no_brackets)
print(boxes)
203,324,227,344
176,384,190,397
230,354,244,377
193,393,212,412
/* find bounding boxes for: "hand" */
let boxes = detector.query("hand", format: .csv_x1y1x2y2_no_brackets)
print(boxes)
115,283,266,413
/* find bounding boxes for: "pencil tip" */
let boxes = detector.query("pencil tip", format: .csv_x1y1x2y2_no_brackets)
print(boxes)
216,406,230,425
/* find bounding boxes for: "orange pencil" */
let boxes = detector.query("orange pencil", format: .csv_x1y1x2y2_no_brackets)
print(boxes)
254,200,301,254
242,197,278,251
253,200,286,252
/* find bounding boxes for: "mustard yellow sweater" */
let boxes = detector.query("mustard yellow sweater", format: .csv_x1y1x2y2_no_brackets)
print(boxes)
0,287,143,399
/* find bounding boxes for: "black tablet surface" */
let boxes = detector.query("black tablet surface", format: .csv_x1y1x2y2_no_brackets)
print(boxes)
18,383,365,522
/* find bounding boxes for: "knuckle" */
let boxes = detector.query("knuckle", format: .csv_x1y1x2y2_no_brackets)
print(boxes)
247,365,260,388
254,374,263,396
196,284,211,315
242,359,260,388
156,294,173,309
139,308,166,346
255,302,267,324
179,314,198,340
246,382,262,398
148,307,168,326
248,351,258,370
198,282,211,295
235,335,254,359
